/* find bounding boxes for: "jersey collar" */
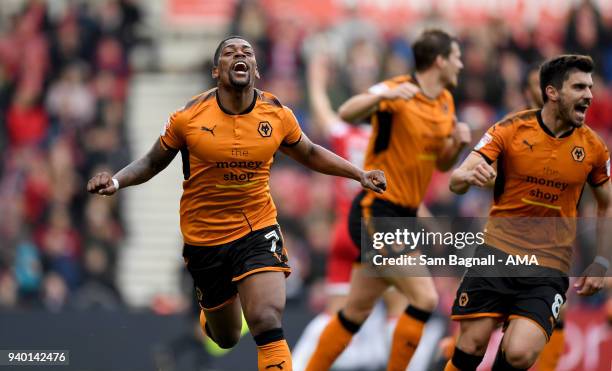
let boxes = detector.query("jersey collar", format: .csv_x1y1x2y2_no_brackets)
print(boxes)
216,88,258,115
536,110,575,138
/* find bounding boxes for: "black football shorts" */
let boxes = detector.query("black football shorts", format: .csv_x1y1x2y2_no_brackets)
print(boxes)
451,245,569,340
348,191,419,262
183,224,290,311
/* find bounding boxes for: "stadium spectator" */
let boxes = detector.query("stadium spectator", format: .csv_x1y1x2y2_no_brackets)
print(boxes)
0,0,140,311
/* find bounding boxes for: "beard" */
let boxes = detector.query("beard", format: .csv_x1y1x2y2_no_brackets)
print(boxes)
558,96,584,128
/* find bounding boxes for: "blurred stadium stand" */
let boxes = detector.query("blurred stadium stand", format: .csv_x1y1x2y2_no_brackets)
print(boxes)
0,0,611,370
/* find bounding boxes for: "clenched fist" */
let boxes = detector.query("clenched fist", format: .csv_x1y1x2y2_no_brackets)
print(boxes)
464,162,496,187
360,170,387,194
379,82,420,101
87,172,118,196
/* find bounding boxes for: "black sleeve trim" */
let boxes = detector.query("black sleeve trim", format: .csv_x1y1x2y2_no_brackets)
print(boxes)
160,137,179,151
281,134,302,147
474,150,494,165
180,147,190,180
373,111,392,154
589,177,610,188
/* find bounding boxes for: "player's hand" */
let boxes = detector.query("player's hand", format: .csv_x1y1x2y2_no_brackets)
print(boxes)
379,82,420,101
453,122,472,145
360,170,387,194
575,263,607,296
464,162,496,187
87,172,118,196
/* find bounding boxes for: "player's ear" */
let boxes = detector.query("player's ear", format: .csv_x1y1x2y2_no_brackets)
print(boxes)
435,55,446,69
212,66,219,80
254,65,260,80
545,85,558,102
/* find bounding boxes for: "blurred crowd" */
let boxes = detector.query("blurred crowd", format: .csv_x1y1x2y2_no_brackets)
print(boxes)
1,0,611,315
0,0,143,311
246,0,612,310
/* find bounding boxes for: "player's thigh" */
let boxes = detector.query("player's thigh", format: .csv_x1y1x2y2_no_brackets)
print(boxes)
382,287,409,317
510,275,569,340
450,273,508,354
385,272,438,311
501,317,547,365
183,243,243,340
343,264,389,323
456,317,500,355
183,243,239,315
326,294,348,313
237,271,286,335
229,225,291,334
325,218,358,313
203,298,243,341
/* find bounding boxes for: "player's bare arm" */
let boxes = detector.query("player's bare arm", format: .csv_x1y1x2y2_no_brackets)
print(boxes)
307,54,338,137
575,180,611,296
449,151,496,194
436,121,472,171
338,82,420,123
280,134,386,194
86,139,178,196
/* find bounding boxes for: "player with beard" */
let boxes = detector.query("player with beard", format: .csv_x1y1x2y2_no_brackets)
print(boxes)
306,29,471,371
521,62,567,371
87,36,387,371
447,54,611,370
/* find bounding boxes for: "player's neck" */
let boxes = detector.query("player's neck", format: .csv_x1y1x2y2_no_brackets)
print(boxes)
217,86,256,114
414,71,444,99
541,104,573,137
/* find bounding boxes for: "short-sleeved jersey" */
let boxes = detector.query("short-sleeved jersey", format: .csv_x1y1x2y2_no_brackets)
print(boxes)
160,88,302,246
329,121,371,217
475,109,610,272
363,75,455,209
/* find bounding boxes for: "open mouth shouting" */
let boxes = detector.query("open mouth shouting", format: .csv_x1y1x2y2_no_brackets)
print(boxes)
232,61,249,78
573,101,590,123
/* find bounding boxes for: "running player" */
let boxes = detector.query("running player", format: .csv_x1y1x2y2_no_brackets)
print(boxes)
306,29,471,371
87,36,386,371
292,49,417,370
447,54,610,371
522,62,566,371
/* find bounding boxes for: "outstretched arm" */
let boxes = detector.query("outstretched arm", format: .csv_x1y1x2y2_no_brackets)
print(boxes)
280,134,386,194
338,82,419,123
87,139,178,195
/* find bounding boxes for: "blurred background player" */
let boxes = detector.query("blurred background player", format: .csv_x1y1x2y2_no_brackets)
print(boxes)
87,36,387,371
292,42,423,370
306,29,471,371
448,54,610,371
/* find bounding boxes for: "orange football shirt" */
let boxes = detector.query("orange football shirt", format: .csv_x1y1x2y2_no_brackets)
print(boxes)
475,109,610,271
160,88,302,246
362,75,455,209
